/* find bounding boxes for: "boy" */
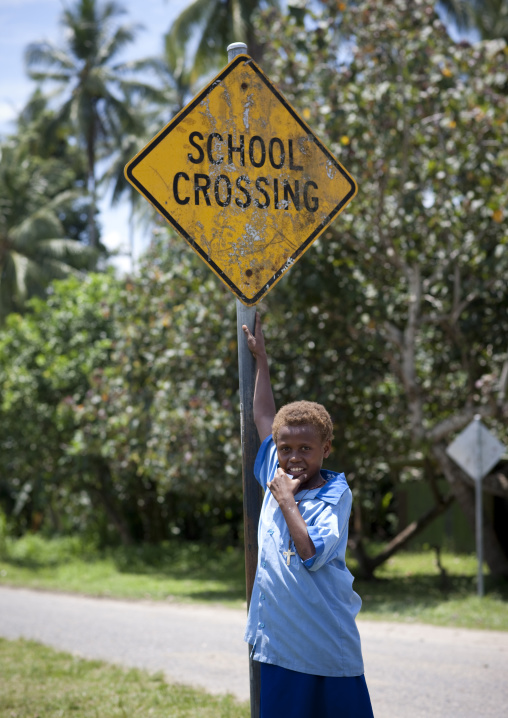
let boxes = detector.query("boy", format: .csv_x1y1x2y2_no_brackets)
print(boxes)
242,313,374,718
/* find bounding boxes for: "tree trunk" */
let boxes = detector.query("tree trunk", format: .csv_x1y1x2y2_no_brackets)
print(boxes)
86,461,134,546
140,477,166,543
87,115,97,249
433,443,508,578
348,492,454,579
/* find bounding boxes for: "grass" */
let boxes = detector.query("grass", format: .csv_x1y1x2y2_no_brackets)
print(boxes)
0,637,249,718
353,549,508,631
1,534,507,630
0,535,246,608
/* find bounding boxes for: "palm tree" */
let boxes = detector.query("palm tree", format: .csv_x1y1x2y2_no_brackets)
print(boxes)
438,0,473,29
159,29,197,112
0,139,96,322
103,30,195,272
167,0,281,83
103,126,151,272
438,0,508,40
471,0,508,40
25,0,154,248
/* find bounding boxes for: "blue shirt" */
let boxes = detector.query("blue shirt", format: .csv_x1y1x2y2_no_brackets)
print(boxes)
244,435,365,677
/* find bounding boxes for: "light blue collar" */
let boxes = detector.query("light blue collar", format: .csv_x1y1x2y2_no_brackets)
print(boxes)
294,469,349,506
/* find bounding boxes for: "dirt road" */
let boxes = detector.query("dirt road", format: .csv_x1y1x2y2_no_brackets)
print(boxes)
1,586,507,717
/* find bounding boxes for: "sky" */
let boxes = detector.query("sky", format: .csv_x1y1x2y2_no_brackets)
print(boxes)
0,0,193,272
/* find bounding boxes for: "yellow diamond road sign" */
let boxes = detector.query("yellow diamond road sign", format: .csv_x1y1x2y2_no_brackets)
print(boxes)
125,54,357,305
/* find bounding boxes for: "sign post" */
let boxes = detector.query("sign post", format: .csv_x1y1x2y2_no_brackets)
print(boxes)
229,41,262,718
125,44,357,716
446,416,506,597
236,297,261,718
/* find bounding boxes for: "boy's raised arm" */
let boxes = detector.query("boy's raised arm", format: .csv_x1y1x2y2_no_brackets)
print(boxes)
242,313,276,442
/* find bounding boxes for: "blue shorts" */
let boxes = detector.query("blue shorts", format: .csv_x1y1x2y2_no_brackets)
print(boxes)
259,662,374,718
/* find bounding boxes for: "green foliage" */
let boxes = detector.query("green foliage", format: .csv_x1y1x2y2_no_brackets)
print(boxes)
62,235,242,544
256,0,508,547
4,533,97,566
0,508,7,560
0,271,117,536
0,237,243,545
0,129,96,321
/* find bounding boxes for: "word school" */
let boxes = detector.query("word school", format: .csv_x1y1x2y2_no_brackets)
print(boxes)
172,131,320,212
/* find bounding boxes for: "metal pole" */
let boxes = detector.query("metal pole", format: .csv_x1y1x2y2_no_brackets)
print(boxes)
474,416,484,597
475,478,484,597
236,300,262,718
229,42,262,718
228,41,248,59
236,300,262,601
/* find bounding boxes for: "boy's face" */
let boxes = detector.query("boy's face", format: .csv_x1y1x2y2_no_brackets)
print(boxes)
276,423,331,488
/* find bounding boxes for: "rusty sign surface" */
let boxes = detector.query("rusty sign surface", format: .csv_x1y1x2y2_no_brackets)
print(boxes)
125,54,357,305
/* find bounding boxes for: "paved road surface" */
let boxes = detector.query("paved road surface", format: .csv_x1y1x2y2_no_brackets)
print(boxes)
1,586,507,717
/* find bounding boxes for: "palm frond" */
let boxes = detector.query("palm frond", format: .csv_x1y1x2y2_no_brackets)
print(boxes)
25,42,76,72
37,256,87,280
27,70,74,84
437,0,477,31
36,238,97,267
97,23,142,65
44,189,84,213
168,0,214,47
9,251,32,303
13,213,64,248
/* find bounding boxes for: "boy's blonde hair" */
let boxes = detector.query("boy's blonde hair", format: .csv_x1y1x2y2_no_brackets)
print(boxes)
272,401,334,444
